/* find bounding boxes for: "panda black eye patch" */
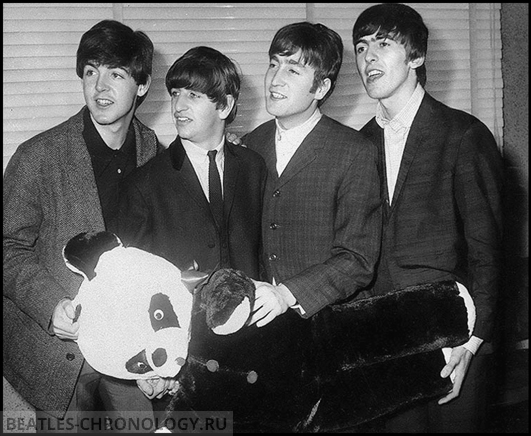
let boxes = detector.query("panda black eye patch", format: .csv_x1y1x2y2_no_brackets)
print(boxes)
125,349,154,375
149,293,180,331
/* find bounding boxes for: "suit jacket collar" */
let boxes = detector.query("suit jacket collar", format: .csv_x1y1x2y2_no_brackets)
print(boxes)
222,142,241,224
252,121,278,179
273,115,331,189
364,93,436,213
63,107,106,228
169,136,188,170
168,137,241,230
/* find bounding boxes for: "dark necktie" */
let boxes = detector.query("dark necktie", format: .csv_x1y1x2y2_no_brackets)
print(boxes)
208,150,223,227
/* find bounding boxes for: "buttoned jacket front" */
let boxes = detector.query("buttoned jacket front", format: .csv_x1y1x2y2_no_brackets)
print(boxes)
244,115,382,317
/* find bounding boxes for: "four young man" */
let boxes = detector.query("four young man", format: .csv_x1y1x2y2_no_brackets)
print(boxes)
3,3,504,433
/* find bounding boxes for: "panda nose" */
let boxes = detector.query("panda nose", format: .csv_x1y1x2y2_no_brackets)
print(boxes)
152,348,167,367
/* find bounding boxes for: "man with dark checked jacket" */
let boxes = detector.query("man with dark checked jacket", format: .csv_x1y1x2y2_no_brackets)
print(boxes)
352,4,504,432
243,22,382,327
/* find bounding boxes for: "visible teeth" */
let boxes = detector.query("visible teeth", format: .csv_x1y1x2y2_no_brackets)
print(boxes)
271,92,286,99
97,99,112,105
368,70,382,77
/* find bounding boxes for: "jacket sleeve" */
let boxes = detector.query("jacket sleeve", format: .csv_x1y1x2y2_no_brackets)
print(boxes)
283,142,383,317
3,145,70,332
454,119,504,341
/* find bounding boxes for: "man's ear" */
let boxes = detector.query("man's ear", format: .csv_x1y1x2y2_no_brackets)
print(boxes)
409,56,425,70
314,78,332,102
137,76,152,98
218,94,235,121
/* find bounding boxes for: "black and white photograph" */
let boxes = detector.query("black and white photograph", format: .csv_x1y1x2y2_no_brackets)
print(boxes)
3,3,528,433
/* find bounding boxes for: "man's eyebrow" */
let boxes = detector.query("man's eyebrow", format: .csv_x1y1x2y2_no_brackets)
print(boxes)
287,58,305,67
354,34,390,46
270,53,306,67
83,62,130,73
354,36,370,46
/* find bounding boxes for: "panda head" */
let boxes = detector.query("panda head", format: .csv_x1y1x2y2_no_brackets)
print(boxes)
64,231,205,380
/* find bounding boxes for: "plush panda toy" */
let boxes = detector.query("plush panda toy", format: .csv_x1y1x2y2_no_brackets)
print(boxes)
63,231,203,380
64,231,472,432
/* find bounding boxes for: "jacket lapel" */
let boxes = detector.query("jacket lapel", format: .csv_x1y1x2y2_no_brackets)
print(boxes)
222,141,240,222
389,95,431,211
363,121,391,218
169,138,211,213
63,109,105,228
261,129,279,179
274,117,327,189
132,116,157,166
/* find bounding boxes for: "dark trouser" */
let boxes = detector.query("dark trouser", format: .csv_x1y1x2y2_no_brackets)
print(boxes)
98,375,168,433
36,361,166,433
383,351,494,433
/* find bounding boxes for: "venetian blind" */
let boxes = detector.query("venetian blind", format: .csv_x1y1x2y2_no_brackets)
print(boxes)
3,3,503,173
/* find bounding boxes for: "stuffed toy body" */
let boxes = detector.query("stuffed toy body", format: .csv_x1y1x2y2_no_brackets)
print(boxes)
63,231,471,432
167,270,471,433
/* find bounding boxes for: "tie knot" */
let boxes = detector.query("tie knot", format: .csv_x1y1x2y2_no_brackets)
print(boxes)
208,150,217,161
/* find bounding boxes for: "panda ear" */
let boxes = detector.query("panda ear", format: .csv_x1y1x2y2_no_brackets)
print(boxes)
63,231,122,280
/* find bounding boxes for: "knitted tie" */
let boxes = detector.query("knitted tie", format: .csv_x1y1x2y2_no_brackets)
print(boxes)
208,150,223,227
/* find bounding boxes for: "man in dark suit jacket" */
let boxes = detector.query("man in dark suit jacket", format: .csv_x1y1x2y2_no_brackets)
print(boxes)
112,46,267,416
242,22,382,327
352,4,504,432
3,20,160,431
113,45,266,284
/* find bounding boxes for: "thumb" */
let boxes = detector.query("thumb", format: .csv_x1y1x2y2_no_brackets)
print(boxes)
440,354,458,378
440,363,453,378
137,379,154,396
62,299,76,320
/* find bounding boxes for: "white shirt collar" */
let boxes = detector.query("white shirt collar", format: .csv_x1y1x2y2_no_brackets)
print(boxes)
275,108,322,144
376,83,425,132
182,137,225,161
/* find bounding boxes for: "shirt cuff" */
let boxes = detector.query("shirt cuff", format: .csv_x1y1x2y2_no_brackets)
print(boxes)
462,335,484,355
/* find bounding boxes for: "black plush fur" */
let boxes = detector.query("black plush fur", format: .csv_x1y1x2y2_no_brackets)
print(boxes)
201,269,255,329
311,281,469,373
165,271,470,433
63,231,121,280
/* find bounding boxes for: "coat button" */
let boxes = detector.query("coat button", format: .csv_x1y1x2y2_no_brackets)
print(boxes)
270,223,279,230
273,190,281,197
268,253,278,261
66,353,75,361
206,360,219,372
